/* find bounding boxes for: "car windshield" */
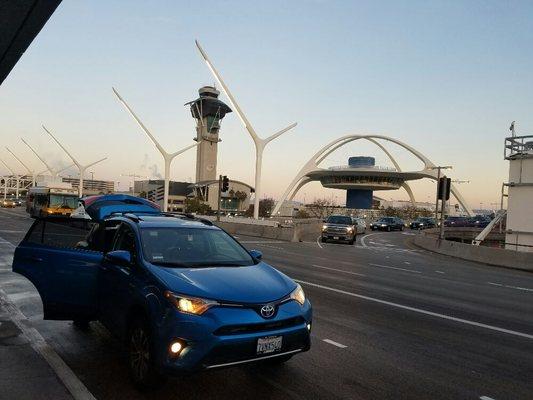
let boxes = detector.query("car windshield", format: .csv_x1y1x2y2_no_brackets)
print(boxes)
326,216,352,225
377,218,394,223
140,227,255,267
49,194,78,209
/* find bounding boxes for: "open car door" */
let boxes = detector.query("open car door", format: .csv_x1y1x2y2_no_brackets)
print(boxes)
13,194,160,320
13,217,102,320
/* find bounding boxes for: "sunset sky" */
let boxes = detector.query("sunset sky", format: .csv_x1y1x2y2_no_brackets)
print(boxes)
1,0,533,210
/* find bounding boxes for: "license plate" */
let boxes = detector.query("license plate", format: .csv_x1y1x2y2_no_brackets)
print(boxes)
333,236,339,240
257,336,282,355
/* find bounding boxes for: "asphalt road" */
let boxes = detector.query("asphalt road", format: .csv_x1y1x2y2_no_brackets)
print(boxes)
1,207,532,400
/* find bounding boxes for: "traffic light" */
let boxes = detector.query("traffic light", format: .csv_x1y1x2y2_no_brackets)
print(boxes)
221,175,229,192
437,177,451,200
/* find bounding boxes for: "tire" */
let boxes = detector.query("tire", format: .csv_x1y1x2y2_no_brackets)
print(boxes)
128,317,165,390
321,237,326,243
73,319,90,330
348,237,355,245
400,226,404,231
387,226,391,232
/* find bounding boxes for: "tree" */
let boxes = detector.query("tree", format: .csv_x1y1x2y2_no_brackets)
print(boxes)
245,197,275,218
306,198,336,219
295,209,310,219
185,197,212,215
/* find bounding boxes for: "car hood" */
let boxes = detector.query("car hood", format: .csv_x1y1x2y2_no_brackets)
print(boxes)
148,262,296,304
324,223,351,228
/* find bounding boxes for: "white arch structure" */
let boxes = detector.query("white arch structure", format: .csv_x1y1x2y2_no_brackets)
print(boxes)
272,134,473,216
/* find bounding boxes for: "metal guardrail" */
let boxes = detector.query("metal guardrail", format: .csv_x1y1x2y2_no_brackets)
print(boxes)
504,135,533,159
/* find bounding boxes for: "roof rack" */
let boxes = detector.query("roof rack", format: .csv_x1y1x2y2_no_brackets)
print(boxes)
159,212,214,226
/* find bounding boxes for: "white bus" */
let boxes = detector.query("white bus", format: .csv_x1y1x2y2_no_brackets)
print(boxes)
27,182,79,218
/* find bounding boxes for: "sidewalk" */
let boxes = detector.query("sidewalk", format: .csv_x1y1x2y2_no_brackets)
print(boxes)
0,298,73,400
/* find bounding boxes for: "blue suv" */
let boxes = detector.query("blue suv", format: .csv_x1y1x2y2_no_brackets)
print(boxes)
12,195,312,388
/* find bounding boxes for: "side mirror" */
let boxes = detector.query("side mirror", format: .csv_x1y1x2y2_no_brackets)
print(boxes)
105,250,131,265
249,249,263,260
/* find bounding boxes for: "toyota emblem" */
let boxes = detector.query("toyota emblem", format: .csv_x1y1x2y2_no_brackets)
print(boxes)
260,304,275,318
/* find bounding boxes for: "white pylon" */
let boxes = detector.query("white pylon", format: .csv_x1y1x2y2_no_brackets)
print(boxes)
21,138,73,178
195,40,297,219
42,126,107,198
0,158,19,199
112,87,200,212
5,147,35,187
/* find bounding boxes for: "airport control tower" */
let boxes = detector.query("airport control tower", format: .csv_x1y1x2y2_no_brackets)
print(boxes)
188,86,232,182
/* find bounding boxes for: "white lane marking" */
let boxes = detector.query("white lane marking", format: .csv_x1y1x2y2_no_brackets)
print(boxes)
323,339,348,348
233,235,240,238
311,264,366,277
480,397,496,400
488,282,533,292
369,263,422,274
435,270,445,274
316,235,323,249
0,289,97,400
402,232,416,236
360,232,383,247
404,261,411,265
254,244,285,251
0,229,24,233
295,279,533,340
239,240,284,244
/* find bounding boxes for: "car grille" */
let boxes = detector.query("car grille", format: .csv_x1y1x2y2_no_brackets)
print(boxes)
325,227,348,234
213,316,305,336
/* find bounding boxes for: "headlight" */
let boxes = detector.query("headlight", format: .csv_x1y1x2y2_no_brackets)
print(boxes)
290,284,306,305
322,225,327,232
164,291,217,315
346,227,353,232
381,224,387,227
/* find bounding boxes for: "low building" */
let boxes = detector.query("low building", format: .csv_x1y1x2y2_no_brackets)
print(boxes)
62,177,114,195
134,180,191,212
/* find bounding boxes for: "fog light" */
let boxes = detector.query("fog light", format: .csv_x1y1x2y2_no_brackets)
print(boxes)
307,323,311,332
170,341,183,355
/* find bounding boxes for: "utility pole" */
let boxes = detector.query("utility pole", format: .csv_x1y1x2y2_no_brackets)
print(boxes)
429,166,452,222
217,175,222,222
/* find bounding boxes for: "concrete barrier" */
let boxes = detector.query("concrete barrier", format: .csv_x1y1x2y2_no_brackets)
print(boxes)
414,232,533,271
213,219,322,242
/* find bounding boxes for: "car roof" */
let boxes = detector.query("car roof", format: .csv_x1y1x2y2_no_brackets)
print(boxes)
109,213,218,230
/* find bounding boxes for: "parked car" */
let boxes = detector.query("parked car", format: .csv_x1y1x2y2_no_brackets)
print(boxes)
443,216,469,227
466,215,492,228
1,198,16,208
353,217,367,233
409,217,436,230
370,217,405,231
321,215,362,244
13,195,312,388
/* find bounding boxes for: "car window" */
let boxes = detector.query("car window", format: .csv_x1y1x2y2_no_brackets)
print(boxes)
140,227,254,267
38,218,97,249
113,224,137,256
327,216,352,225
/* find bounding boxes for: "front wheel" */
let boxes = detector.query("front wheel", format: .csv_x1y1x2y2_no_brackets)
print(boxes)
128,317,165,390
387,226,391,232
400,226,404,231
321,237,326,243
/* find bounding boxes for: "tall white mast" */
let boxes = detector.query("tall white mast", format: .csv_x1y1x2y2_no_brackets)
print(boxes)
5,147,35,187
21,138,75,178
42,126,107,197
112,87,200,212
195,40,297,219
0,158,16,200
